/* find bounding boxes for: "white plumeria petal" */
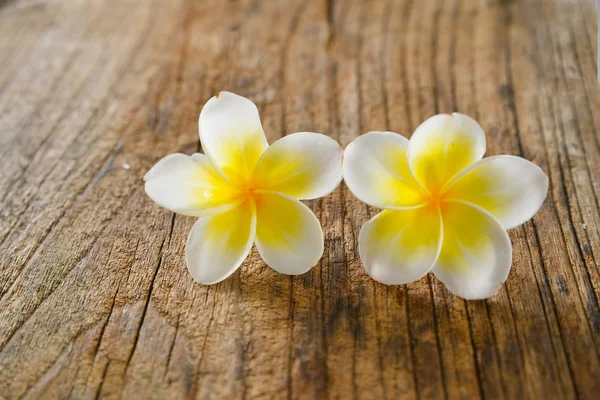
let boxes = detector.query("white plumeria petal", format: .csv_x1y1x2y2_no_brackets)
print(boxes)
343,132,429,209
252,132,343,200
185,199,256,284
433,200,512,300
443,155,549,230
254,191,323,275
199,91,269,185
359,205,443,285
408,113,486,194
144,153,242,217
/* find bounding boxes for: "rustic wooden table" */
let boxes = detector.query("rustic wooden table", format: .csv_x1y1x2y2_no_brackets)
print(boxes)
1,0,600,398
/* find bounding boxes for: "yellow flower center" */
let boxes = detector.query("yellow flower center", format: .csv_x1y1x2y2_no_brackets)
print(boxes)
235,175,264,200
424,185,448,212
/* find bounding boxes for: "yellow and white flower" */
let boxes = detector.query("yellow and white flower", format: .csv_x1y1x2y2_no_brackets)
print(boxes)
343,113,548,299
145,92,343,284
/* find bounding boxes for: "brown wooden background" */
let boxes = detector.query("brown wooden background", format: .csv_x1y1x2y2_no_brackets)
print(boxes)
1,0,600,398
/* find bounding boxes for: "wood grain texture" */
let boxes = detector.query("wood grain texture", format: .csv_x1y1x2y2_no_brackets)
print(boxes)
0,0,599,398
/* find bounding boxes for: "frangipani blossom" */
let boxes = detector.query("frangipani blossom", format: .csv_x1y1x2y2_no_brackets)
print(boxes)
343,113,548,299
145,92,343,284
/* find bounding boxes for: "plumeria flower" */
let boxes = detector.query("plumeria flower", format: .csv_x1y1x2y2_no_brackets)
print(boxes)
343,113,548,299
144,92,343,284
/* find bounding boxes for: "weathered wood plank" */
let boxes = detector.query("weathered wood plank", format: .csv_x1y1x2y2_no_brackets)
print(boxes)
0,0,599,399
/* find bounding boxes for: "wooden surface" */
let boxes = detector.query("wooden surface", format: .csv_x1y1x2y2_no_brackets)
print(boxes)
1,0,600,398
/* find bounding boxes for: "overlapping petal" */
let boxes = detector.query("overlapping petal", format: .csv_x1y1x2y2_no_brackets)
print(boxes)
359,205,443,284
144,153,242,217
252,132,343,199
254,191,323,275
343,132,429,209
443,155,549,230
408,113,486,195
432,201,512,300
186,199,256,284
199,91,269,185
